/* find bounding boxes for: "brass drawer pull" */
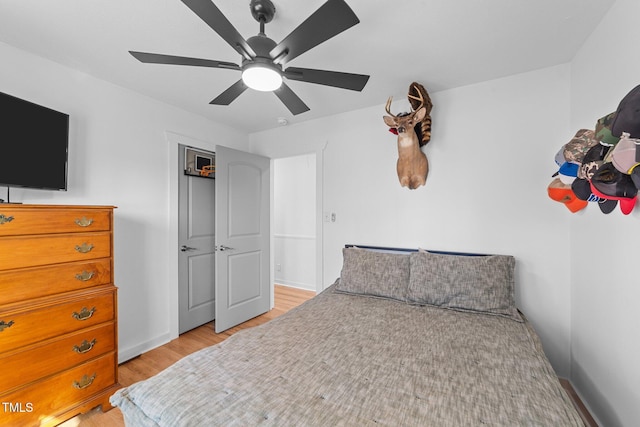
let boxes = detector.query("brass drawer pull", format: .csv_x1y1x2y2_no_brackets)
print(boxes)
75,270,95,281
72,339,97,354
72,306,96,321
0,214,14,225
75,217,94,227
74,243,94,253
72,373,96,390
0,320,15,332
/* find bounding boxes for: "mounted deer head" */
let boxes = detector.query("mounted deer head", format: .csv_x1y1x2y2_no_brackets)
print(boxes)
383,87,429,189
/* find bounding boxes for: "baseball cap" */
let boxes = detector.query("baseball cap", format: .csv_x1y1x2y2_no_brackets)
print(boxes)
571,178,618,214
595,112,620,145
558,162,579,184
579,142,612,180
631,168,640,190
548,178,588,213
590,163,638,215
554,146,566,166
564,129,598,163
611,85,640,138
611,132,640,174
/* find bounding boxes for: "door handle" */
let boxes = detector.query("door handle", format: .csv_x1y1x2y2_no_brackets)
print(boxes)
180,245,197,252
217,245,235,252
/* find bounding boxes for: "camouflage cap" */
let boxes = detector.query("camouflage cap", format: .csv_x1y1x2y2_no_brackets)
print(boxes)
563,129,598,163
578,142,612,180
595,112,620,146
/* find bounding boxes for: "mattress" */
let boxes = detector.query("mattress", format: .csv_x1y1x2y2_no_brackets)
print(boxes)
110,284,584,426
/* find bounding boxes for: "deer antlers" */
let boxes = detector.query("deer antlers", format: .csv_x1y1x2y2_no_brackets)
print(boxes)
408,86,425,111
385,85,424,117
384,96,396,117
408,83,432,146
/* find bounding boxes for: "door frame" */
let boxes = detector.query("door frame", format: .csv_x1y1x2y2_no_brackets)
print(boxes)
166,131,325,340
166,131,221,340
254,139,327,297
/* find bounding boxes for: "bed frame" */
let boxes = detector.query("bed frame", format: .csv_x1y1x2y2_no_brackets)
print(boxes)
345,244,488,256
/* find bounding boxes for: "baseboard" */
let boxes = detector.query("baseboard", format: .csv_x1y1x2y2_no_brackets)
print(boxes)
118,332,172,364
274,280,315,291
559,378,599,427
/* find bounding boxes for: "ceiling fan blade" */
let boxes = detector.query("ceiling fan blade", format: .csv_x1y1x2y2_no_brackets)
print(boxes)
210,80,248,105
181,0,256,59
270,0,360,66
274,83,310,115
284,67,369,91
129,51,240,70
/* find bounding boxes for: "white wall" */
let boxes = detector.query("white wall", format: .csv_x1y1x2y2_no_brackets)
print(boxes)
274,154,316,290
252,64,574,376
568,0,640,425
0,41,249,362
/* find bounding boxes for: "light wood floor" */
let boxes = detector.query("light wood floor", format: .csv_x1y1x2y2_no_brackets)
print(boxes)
60,285,315,427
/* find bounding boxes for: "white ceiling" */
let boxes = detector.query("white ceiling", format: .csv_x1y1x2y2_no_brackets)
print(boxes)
0,0,614,133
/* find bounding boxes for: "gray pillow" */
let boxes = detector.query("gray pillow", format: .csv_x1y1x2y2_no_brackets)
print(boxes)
335,247,410,301
407,251,521,321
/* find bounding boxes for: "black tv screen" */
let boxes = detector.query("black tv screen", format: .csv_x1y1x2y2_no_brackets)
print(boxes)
0,92,69,191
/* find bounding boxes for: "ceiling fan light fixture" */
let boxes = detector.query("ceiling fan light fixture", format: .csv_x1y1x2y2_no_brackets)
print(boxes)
242,63,282,92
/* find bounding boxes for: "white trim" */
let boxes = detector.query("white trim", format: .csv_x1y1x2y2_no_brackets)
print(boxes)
119,333,172,364
274,233,316,240
316,143,326,293
274,281,316,292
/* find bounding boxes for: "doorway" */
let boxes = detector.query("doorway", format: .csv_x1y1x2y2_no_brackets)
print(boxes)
274,153,316,292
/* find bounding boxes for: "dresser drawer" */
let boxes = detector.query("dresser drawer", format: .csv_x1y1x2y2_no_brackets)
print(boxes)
0,207,111,237
0,352,116,427
0,322,115,393
0,232,111,270
0,287,115,354
0,258,112,305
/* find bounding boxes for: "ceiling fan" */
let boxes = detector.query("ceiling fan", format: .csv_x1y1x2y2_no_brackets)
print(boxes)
129,0,370,115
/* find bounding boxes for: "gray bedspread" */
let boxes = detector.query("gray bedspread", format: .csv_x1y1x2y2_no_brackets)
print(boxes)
110,285,584,426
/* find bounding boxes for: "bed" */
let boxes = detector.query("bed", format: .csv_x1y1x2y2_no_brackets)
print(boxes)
110,246,586,426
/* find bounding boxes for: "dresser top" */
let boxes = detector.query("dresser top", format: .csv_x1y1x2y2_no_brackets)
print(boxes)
0,204,116,210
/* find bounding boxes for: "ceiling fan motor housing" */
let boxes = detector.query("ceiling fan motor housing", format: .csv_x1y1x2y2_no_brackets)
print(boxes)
243,34,282,71
246,34,277,60
250,0,276,24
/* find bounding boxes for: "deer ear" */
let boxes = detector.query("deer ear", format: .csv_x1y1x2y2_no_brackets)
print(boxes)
383,116,396,127
414,107,426,122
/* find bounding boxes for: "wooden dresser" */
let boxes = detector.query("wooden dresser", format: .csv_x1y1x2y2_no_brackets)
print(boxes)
0,204,119,426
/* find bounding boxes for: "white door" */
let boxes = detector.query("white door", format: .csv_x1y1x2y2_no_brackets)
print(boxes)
215,145,270,333
178,145,216,334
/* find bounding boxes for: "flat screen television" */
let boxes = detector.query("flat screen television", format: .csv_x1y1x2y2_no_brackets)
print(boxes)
0,91,69,192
